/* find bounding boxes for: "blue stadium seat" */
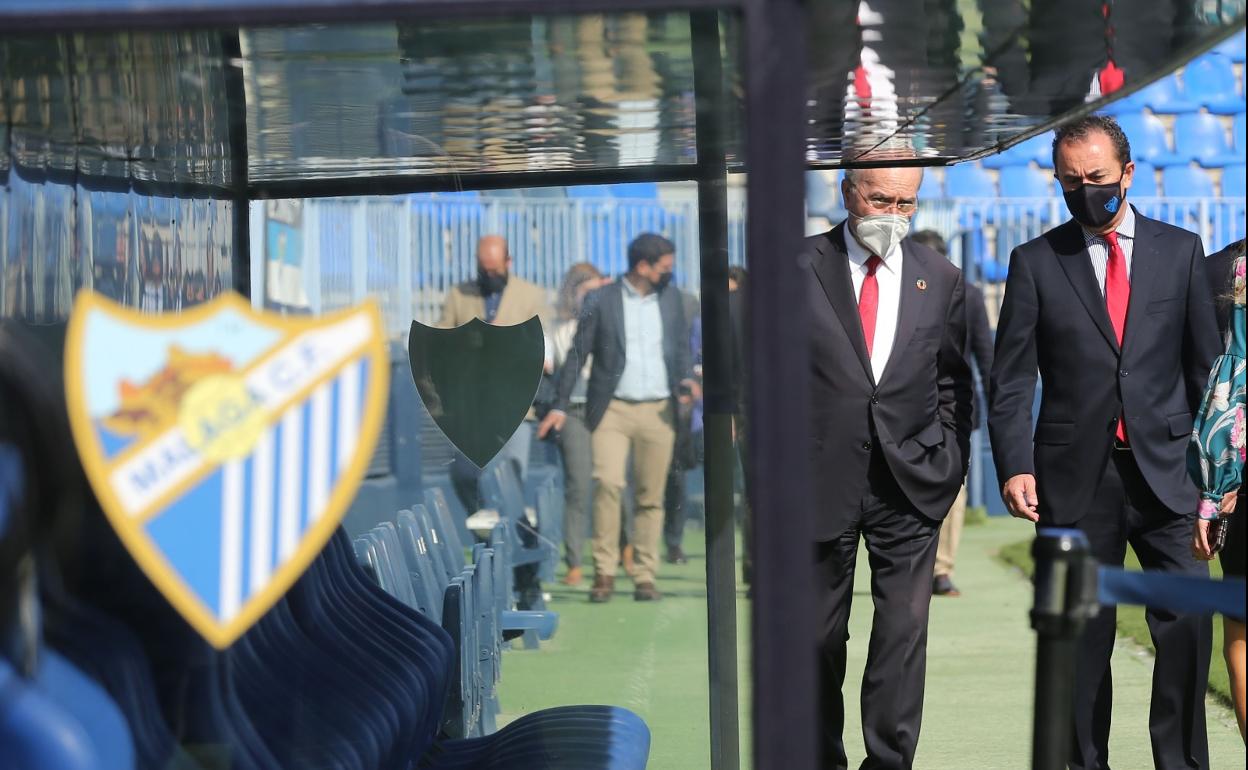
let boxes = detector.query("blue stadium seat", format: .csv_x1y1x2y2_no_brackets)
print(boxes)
1181,54,1244,115
1223,164,1246,197
998,165,1054,198
1173,112,1236,167
1137,74,1200,114
1098,89,1149,116
1116,112,1186,166
983,133,1054,169
1214,28,1246,63
610,183,659,199
1232,112,1247,158
566,184,615,198
945,163,996,198
806,171,838,218
1128,162,1159,196
1162,165,1215,197
917,168,944,198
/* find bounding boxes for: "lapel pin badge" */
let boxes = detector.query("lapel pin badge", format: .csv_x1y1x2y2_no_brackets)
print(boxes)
916,279,927,292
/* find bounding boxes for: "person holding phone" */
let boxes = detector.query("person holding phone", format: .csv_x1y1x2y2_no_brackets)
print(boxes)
1189,239,1246,740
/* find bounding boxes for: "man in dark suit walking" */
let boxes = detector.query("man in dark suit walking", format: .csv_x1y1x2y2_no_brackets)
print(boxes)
803,165,973,769
989,114,1221,770
538,233,695,603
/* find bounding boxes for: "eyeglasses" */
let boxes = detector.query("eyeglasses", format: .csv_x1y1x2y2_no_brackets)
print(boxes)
849,183,917,214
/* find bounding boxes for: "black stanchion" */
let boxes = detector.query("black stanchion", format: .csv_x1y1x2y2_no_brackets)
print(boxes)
1030,529,1101,770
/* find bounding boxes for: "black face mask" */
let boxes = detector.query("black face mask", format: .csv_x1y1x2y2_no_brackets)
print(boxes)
1063,179,1126,229
477,269,508,295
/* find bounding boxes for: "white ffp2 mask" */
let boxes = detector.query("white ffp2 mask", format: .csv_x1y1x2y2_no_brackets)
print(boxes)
852,214,911,258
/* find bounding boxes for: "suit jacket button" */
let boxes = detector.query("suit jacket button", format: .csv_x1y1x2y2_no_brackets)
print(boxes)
862,441,872,451
1119,369,1129,377
870,395,879,404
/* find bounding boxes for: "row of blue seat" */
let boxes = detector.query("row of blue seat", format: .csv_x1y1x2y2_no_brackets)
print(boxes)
1102,51,1245,116
983,112,1247,171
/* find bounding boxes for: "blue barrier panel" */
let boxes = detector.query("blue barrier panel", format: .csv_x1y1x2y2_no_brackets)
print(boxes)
1097,566,1245,621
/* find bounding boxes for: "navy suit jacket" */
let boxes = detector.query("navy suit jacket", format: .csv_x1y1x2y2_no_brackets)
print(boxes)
988,208,1222,523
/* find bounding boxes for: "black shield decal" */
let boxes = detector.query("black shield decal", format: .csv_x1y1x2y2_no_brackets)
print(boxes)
409,316,544,468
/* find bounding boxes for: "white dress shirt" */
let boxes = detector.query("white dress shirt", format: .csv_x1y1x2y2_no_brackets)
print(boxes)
1081,203,1136,297
845,225,903,382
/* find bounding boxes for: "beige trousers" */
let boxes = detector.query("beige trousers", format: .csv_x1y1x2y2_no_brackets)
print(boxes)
936,483,967,578
590,399,676,585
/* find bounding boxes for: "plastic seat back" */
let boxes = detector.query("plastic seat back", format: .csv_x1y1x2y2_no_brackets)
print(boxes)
1173,112,1230,166
1162,165,1215,197
1129,162,1160,197
945,163,996,198
999,166,1054,198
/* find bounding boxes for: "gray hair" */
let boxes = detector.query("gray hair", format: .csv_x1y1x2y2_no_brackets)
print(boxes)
842,166,924,187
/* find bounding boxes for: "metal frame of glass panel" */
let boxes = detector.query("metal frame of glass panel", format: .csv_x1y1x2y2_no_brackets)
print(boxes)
2,4,1244,770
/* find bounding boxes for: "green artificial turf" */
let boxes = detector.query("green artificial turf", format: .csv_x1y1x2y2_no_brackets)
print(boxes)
494,518,1242,769
997,537,1233,707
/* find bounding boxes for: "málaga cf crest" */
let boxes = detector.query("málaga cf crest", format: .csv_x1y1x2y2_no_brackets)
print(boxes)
64,292,389,648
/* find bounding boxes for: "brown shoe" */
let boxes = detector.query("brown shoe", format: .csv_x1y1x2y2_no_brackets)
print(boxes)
633,582,662,602
621,544,636,577
589,575,615,603
561,566,583,587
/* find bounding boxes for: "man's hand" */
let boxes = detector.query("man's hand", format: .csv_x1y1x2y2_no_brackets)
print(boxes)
679,378,703,405
1002,474,1039,522
1191,518,1214,561
537,410,566,439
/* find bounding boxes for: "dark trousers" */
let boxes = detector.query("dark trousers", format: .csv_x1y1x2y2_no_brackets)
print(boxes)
1061,449,1211,770
663,467,687,550
557,406,594,569
817,453,941,770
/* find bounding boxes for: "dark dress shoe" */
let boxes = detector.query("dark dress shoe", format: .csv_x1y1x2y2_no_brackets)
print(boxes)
932,574,961,597
633,582,662,602
665,546,688,565
589,575,615,603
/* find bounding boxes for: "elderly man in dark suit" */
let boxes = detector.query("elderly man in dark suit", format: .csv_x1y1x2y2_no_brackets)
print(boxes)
538,233,696,603
802,165,973,769
989,114,1221,770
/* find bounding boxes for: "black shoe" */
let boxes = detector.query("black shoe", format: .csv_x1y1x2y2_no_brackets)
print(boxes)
933,574,961,597
665,546,688,565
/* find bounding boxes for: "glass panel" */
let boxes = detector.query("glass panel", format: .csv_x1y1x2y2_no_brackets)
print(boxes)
805,0,1247,163
0,11,749,770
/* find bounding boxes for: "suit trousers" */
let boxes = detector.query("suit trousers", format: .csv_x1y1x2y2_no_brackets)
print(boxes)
556,404,593,569
1062,449,1211,770
817,450,941,770
934,483,967,578
591,399,675,585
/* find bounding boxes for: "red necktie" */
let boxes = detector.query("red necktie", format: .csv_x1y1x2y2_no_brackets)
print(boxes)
859,255,882,357
1104,231,1130,442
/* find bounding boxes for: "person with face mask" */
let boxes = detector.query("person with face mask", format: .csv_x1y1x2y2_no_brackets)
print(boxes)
989,114,1222,770
537,233,697,603
800,165,973,769
439,234,553,586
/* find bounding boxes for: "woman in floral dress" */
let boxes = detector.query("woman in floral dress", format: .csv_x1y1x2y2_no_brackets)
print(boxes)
1189,239,1245,740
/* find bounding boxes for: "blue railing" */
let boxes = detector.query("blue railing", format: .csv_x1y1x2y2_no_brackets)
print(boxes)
259,194,1246,335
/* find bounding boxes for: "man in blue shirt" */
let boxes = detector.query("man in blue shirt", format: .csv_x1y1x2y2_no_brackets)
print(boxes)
539,234,696,602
